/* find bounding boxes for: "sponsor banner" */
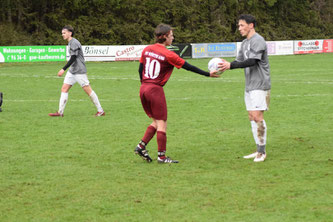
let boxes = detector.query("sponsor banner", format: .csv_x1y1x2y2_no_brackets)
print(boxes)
266,41,276,55
294,40,323,54
114,45,146,61
236,42,242,57
0,46,66,63
267,41,294,55
275,41,294,55
237,41,293,57
192,43,237,58
67,45,147,61
80,45,116,61
323,39,333,53
167,44,192,58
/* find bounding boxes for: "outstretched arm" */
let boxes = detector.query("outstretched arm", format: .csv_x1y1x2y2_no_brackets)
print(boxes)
182,61,219,77
219,58,259,72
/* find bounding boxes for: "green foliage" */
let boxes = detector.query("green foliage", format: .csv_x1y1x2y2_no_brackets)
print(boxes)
0,0,332,45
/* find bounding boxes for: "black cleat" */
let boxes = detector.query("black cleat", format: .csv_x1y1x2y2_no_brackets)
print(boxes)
157,156,179,164
134,146,152,163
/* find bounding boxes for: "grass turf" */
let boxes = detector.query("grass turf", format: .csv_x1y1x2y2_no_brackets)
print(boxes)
0,53,332,221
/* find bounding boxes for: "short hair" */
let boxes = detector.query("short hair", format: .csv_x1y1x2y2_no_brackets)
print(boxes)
238,14,257,28
154,24,172,43
62,25,74,37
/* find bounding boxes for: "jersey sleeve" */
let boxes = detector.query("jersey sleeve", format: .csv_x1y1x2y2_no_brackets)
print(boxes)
165,50,185,69
249,39,266,60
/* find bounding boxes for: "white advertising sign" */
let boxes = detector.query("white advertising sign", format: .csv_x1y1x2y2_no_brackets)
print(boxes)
237,41,293,57
114,45,146,61
267,41,294,55
66,45,147,61
83,46,115,61
294,40,324,54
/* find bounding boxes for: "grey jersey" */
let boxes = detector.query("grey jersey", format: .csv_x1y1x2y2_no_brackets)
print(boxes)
237,33,271,92
68,38,87,74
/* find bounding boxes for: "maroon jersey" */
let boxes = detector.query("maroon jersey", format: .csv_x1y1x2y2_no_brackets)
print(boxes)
140,44,185,86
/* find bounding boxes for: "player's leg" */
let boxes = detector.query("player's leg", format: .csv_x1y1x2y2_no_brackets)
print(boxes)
134,85,156,162
154,119,177,163
134,120,156,163
78,75,104,116
155,119,167,160
251,111,267,162
243,91,259,158
58,83,72,114
49,83,71,117
138,121,157,150
49,71,75,117
243,90,269,161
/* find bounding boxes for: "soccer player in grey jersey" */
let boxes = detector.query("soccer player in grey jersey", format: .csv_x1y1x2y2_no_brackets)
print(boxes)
49,25,105,117
219,14,271,162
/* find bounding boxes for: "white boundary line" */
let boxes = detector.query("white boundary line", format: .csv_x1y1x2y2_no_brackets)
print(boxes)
5,93,331,103
1,73,332,84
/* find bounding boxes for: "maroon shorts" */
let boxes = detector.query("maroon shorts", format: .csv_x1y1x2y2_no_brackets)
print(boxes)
140,83,167,121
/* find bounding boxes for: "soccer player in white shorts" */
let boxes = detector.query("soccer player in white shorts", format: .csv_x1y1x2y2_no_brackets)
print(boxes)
49,25,104,117
245,90,270,111
64,71,90,87
219,14,271,162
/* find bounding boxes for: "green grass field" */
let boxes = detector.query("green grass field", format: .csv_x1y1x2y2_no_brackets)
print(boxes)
0,53,332,221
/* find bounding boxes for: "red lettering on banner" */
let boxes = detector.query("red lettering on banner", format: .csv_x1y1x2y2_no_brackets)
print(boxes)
116,46,135,56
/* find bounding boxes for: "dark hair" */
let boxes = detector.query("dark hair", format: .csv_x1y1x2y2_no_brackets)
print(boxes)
62,25,74,37
154,24,172,43
238,14,256,28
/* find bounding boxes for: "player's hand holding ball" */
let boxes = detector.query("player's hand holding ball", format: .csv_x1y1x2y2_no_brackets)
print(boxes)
217,59,230,72
208,58,225,77
209,69,221,78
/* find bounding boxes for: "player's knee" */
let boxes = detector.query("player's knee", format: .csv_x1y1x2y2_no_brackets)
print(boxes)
61,84,71,92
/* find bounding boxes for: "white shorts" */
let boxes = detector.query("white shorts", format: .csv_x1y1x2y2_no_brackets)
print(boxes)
245,90,270,111
64,71,90,87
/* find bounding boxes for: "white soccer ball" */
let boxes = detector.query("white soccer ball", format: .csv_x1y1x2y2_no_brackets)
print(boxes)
208,57,223,74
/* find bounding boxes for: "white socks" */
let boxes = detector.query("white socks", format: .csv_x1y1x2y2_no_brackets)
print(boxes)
251,120,267,153
58,92,68,114
58,91,103,114
251,121,259,145
89,91,103,112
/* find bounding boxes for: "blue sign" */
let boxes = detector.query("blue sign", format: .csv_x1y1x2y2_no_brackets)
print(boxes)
192,43,237,58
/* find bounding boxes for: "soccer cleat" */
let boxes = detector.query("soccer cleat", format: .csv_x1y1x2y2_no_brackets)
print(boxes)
254,152,266,162
157,156,179,164
243,152,258,159
95,111,105,117
48,112,63,117
134,146,152,163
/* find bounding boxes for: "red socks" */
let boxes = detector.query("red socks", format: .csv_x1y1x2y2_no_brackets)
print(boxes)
157,131,166,159
140,127,167,159
141,125,157,146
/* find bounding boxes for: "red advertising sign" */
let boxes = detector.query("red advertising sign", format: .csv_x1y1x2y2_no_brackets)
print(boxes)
323,39,333,53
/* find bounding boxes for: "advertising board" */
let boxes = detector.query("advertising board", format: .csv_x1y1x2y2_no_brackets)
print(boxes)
192,43,237,58
0,46,66,62
294,40,323,54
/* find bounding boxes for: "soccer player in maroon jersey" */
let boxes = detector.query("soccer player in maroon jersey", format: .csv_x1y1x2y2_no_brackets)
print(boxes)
135,24,220,164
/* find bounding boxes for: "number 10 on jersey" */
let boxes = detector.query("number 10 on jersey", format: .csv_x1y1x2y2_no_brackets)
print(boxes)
145,58,161,79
